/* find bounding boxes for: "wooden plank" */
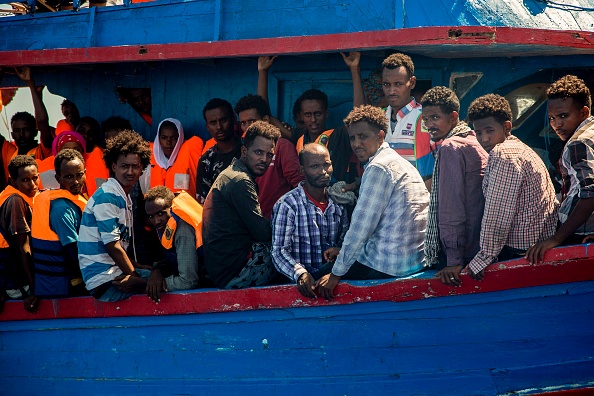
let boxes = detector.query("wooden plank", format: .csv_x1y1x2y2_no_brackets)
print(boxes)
0,27,593,67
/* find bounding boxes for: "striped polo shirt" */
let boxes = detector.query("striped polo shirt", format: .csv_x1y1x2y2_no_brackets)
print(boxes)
78,178,133,290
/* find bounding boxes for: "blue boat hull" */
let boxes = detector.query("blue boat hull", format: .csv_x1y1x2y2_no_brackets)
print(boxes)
2,280,593,395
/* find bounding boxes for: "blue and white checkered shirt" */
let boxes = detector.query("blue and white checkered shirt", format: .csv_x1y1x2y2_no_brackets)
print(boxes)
332,143,428,277
271,184,349,282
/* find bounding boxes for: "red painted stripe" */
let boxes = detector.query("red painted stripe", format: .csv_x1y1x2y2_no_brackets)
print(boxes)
0,26,593,66
1,245,593,322
533,388,594,395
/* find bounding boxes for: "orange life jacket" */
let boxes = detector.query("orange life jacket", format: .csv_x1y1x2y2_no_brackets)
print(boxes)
0,185,36,249
36,156,59,190
148,137,203,199
160,191,203,250
84,147,110,196
31,190,87,297
295,129,335,153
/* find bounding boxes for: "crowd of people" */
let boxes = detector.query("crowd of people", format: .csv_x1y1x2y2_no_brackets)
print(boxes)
0,52,592,314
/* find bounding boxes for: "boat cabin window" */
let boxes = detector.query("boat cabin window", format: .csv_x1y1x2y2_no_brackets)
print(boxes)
505,83,549,130
116,87,152,126
449,72,483,100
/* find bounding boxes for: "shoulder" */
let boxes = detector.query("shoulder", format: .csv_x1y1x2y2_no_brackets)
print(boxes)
88,186,126,210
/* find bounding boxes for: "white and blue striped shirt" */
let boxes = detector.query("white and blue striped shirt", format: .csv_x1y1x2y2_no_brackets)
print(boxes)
78,178,133,290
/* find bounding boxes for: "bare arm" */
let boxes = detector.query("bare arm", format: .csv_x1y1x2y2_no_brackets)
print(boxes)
16,67,54,149
341,52,364,108
257,56,277,103
105,240,140,277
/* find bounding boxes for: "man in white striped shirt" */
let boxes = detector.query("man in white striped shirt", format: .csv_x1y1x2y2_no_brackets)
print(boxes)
78,130,153,302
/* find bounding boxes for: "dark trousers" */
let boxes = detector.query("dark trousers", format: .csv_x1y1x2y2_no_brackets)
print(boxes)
313,260,394,281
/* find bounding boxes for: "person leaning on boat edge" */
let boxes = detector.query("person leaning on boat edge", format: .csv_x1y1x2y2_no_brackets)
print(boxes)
31,149,88,300
316,105,429,300
527,76,594,263
465,94,558,280
201,121,281,289
271,143,349,299
77,131,154,302
0,155,40,313
144,186,204,303
420,87,488,287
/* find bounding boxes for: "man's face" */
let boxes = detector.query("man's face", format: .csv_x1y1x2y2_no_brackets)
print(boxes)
300,99,328,137
382,66,416,111
473,116,511,153
422,106,458,142
111,153,143,191
145,197,172,233
205,107,235,142
301,149,333,189
56,158,86,195
76,121,99,147
12,165,39,198
11,119,36,150
62,104,79,125
347,121,384,163
130,89,151,114
241,136,275,177
238,108,266,133
158,124,179,158
548,97,590,142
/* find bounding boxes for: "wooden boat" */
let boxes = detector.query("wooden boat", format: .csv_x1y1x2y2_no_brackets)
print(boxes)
1,0,594,394
1,245,594,395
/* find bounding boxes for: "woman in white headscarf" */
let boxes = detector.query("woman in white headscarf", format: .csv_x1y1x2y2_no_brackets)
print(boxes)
141,118,203,199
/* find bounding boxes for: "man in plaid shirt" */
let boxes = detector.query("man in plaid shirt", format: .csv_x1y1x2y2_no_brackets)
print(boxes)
527,75,594,263
466,94,558,280
271,144,349,299
316,105,429,300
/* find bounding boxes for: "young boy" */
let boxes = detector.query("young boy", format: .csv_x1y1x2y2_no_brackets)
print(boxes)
78,130,152,302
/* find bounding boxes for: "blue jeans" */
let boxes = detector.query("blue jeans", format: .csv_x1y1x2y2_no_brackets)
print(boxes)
95,269,151,302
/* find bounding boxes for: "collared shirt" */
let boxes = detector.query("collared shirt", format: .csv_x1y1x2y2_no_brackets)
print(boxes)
468,136,559,274
385,99,435,180
559,116,594,234
332,142,429,277
438,133,488,266
271,184,349,282
78,178,133,291
202,158,271,288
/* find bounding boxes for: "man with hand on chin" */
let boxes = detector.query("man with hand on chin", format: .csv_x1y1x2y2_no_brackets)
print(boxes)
271,144,349,299
316,105,428,300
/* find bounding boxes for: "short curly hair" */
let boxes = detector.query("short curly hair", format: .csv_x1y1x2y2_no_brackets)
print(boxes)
103,130,151,172
343,105,389,133
234,94,271,118
546,75,592,109
243,121,281,149
11,112,37,132
54,148,85,174
467,94,513,125
300,89,328,111
421,86,460,114
145,185,175,206
382,53,414,77
202,98,234,121
8,155,37,180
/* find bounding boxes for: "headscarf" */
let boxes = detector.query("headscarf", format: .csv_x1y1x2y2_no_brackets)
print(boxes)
52,130,87,156
154,118,184,169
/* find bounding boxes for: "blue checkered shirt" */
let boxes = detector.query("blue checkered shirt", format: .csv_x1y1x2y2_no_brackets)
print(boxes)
332,143,428,277
271,184,349,282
